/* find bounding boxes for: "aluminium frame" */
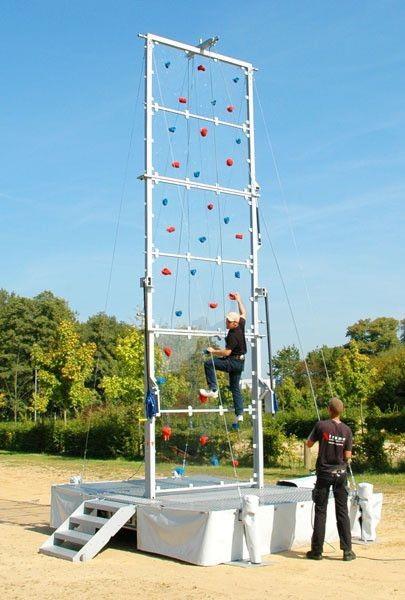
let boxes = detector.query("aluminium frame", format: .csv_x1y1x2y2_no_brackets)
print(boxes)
141,33,264,499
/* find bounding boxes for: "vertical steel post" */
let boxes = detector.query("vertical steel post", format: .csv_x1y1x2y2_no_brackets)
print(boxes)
144,35,156,499
246,66,264,488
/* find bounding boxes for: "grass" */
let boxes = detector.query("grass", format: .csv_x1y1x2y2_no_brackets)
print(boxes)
1,450,404,493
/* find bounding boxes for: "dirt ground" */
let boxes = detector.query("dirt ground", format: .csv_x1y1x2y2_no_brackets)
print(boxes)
0,458,404,600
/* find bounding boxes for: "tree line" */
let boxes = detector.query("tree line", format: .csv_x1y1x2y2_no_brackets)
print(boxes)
0,289,403,423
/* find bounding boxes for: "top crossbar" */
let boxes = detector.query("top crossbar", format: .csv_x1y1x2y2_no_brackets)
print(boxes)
139,33,255,70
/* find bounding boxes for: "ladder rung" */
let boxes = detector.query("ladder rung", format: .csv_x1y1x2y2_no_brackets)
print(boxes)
84,499,127,512
40,545,77,561
54,530,92,546
70,515,108,528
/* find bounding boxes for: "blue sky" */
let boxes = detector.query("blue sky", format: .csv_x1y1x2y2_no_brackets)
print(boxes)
1,0,404,354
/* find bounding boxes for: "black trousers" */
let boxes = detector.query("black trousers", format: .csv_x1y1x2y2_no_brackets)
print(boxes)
311,473,352,553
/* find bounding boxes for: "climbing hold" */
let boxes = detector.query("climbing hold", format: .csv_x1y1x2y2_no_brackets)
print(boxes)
162,198,169,206
233,77,239,83
168,126,176,133
210,455,219,466
190,268,197,276
234,271,241,279
164,61,171,69
156,376,167,385
166,226,175,233
207,203,214,210
226,158,234,167
209,302,218,309
178,97,187,104
172,161,180,168
161,267,172,276
227,105,234,113
199,393,208,404
231,459,239,467
200,127,208,137
223,216,230,224
236,138,241,144
235,233,243,240
194,171,200,178
162,425,172,442
175,310,183,317
199,435,209,446
229,292,236,300
197,64,206,72
163,347,172,358
198,236,207,243
211,99,217,106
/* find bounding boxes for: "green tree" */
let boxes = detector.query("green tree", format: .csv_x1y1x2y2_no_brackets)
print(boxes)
273,345,301,383
32,320,96,420
371,346,405,412
346,317,400,355
400,319,405,344
80,312,131,397
275,376,304,411
334,342,382,429
101,327,145,414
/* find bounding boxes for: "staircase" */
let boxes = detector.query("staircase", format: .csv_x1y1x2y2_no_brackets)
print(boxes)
39,499,136,562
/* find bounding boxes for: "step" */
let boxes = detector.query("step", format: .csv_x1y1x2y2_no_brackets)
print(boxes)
70,514,108,528
54,529,92,546
84,499,128,512
40,544,78,561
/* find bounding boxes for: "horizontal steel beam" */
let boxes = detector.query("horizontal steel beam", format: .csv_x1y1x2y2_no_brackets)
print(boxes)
158,405,253,416
155,480,255,495
152,327,263,339
140,33,254,70
153,250,251,268
153,102,246,131
141,173,257,199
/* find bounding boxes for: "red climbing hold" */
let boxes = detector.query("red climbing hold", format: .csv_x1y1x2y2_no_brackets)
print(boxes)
161,267,172,276
178,97,187,104
235,233,243,240
207,203,214,210
197,64,206,72
227,105,234,113
199,435,209,446
172,161,180,168
162,425,172,442
199,393,208,404
166,226,175,233
163,347,172,358
200,127,208,137
209,302,218,309
229,292,236,300
226,158,234,167
231,459,239,467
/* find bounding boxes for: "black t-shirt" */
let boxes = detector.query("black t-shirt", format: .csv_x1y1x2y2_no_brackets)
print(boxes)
225,317,247,357
308,419,353,475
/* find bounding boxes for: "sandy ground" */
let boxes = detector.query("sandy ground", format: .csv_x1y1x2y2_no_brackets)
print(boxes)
0,459,404,600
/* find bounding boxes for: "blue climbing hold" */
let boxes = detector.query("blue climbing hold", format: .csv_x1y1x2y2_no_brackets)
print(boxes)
211,99,217,106
156,376,167,385
223,216,230,224
175,310,183,317
194,171,200,178
165,61,171,69
174,466,185,476
210,455,219,466
168,126,176,133
234,271,241,279
190,269,197,276
198,236,207,243
236,138,242,144
162,198,168,206
233,77,239,83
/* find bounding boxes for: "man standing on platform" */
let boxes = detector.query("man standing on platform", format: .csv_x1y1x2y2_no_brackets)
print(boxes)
306,397,356,561
200,292,247,424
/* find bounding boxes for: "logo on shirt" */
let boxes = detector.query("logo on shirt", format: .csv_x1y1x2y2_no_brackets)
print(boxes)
323,433,346,447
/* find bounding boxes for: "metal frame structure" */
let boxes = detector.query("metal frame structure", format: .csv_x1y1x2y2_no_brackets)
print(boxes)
140,33,265,499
